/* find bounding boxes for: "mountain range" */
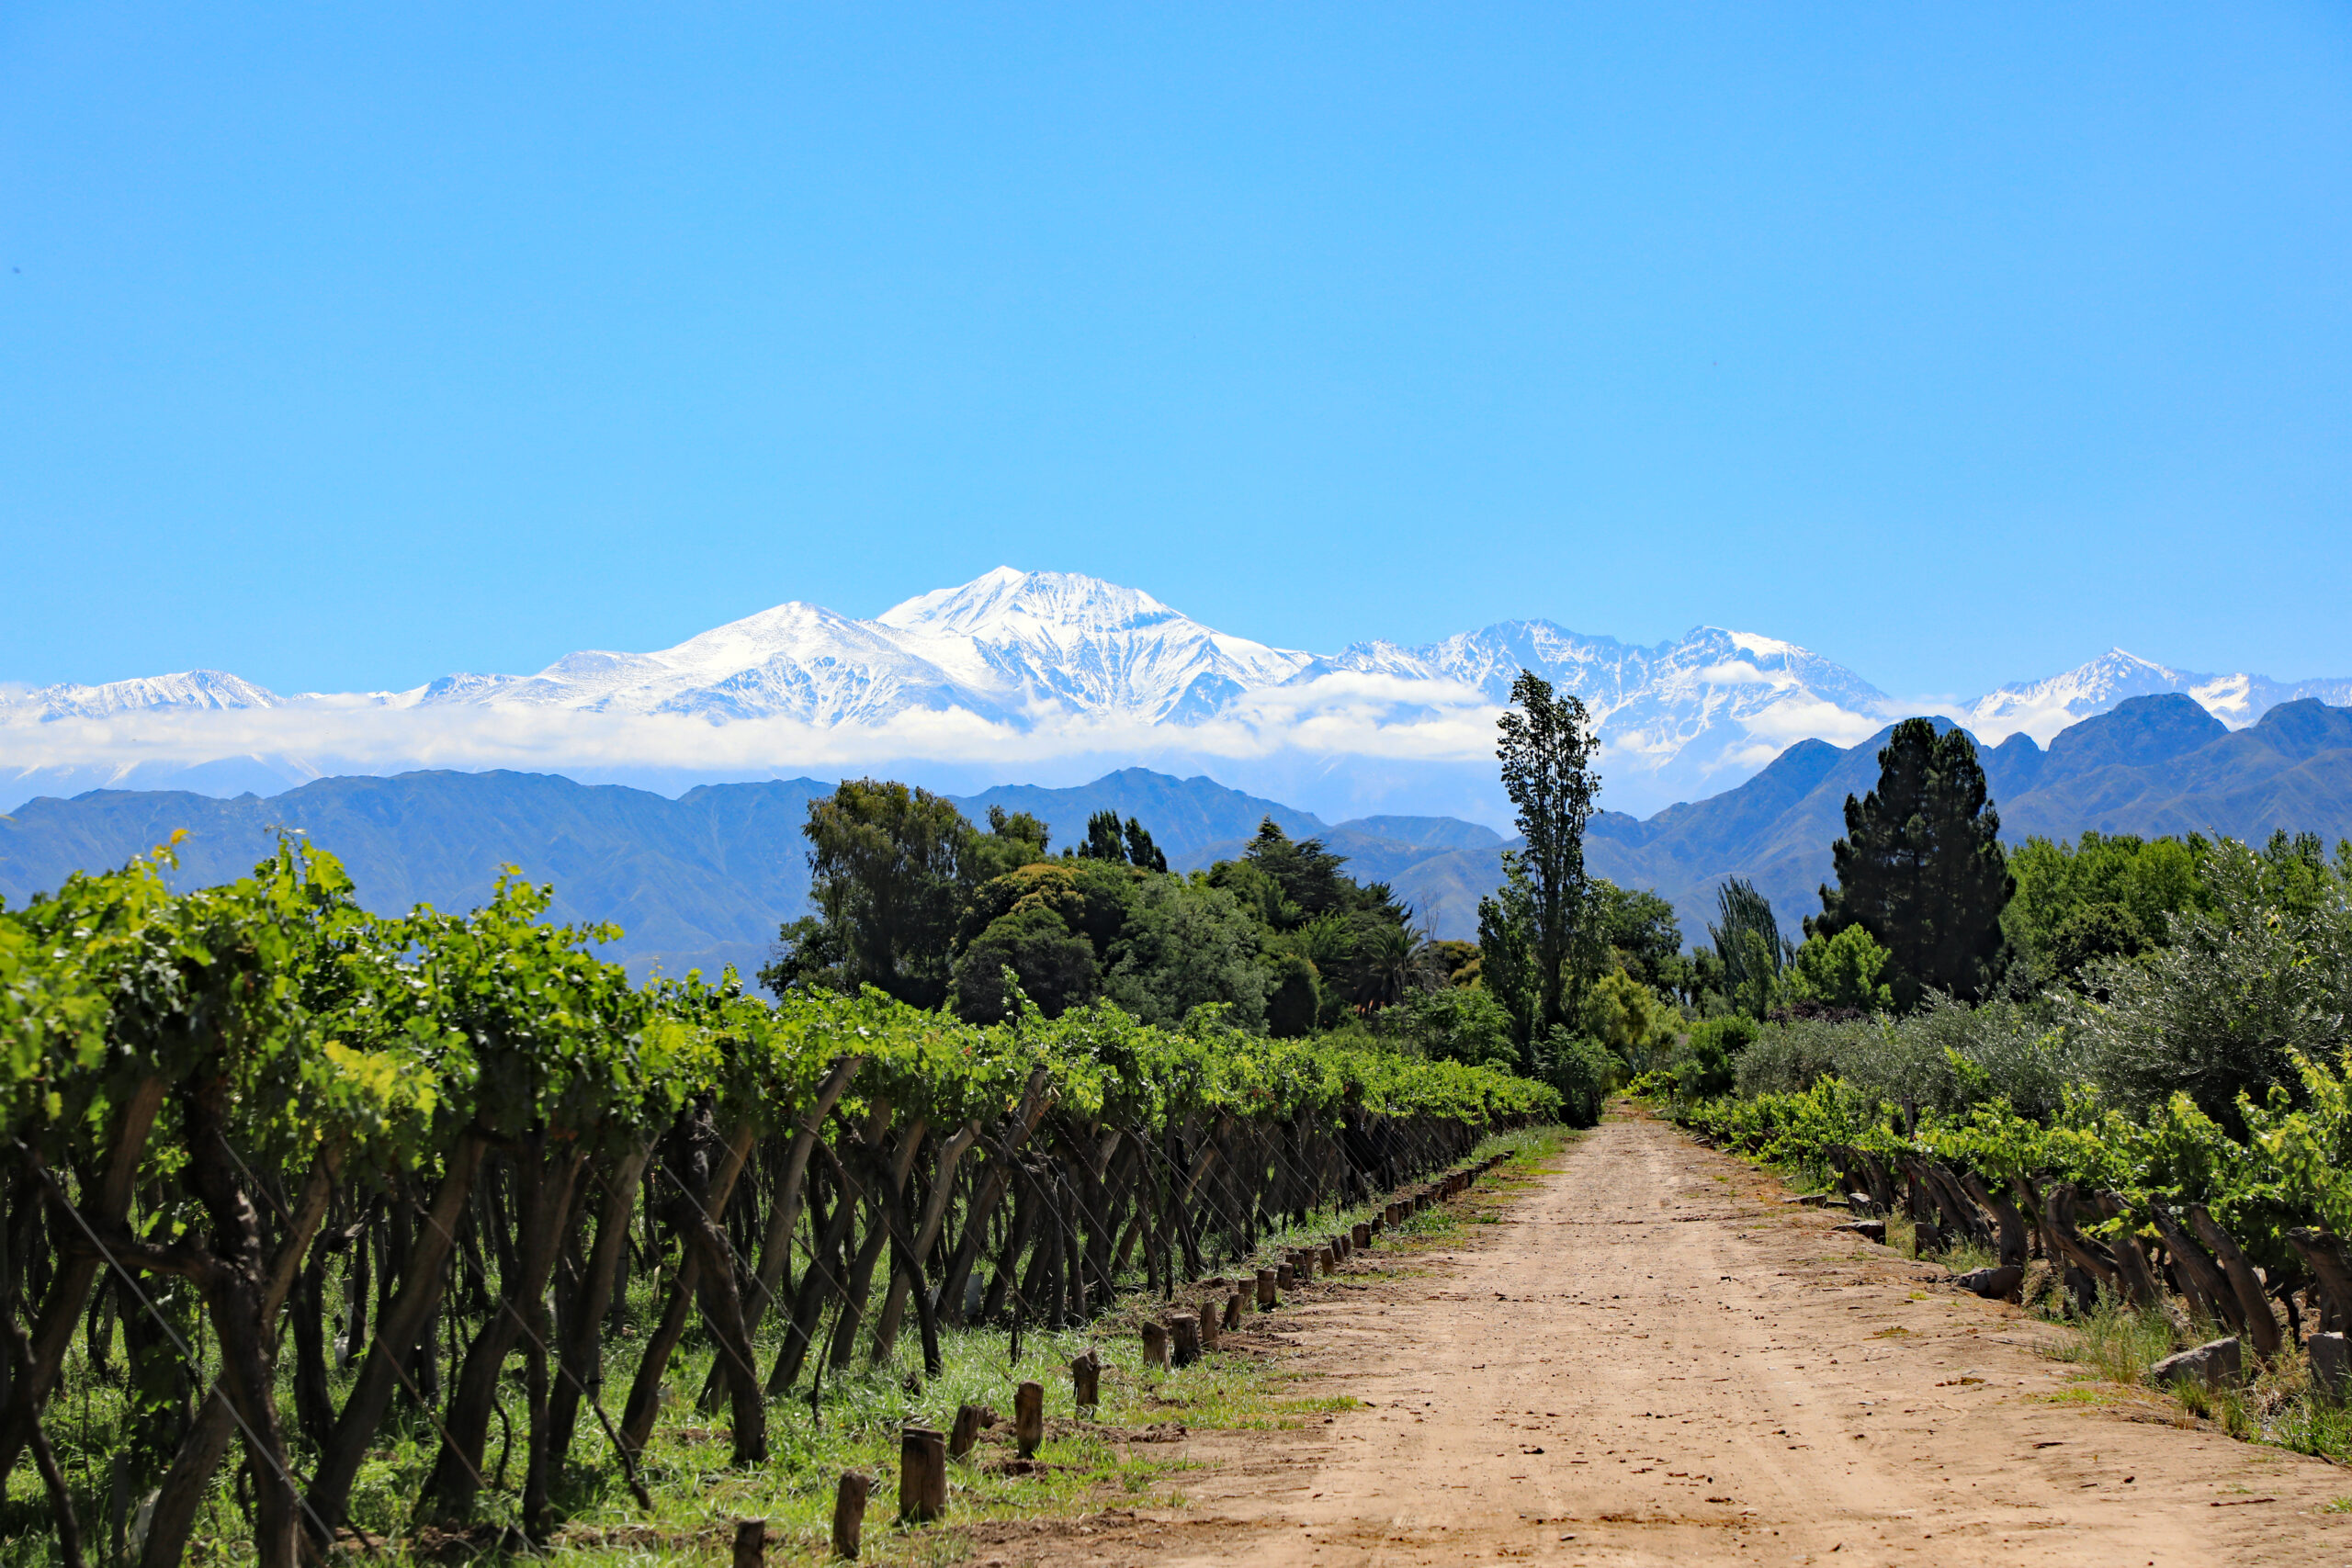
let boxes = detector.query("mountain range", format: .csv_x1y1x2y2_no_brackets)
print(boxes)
6,569,2349,820
5,693,2347,977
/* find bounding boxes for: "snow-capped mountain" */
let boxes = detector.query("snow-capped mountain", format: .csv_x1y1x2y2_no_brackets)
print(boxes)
0,669,284,721
394,568,1317,728
1320,622,1893,790
4,569,2346,820
1962,649,2352,743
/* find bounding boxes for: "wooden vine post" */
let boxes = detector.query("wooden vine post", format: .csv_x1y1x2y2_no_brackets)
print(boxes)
831,1472,869,1559
948,1403,987,1460
899,1426,946,1522
1015,1381,1045,1457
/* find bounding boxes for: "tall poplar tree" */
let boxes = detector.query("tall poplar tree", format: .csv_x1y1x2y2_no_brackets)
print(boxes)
1491,671,1603,1038
1810,717,2013,1008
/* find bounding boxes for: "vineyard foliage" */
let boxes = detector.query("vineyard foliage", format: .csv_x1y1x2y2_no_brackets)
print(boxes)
1653,833,2352,1396
0,839,1554,1567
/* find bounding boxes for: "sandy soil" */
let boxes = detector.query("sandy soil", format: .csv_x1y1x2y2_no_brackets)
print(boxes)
975,1110,2352,1567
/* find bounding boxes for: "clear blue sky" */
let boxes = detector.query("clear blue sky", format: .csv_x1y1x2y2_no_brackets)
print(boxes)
5,4,2346,700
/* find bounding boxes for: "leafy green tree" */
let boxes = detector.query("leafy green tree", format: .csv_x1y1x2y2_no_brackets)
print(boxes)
1476,859,1539,1059
1122,817,1169,874
1073,808,1169,872
1706,877,1788,1017
1784,925,1896,1013
2002,830,2199,979
948,906,1101,1023
760,778,975,1009
2048,902,2146,987
1078,809,1127,862
1240,818,1357,922
1811,718,2012,1009
1591,880,1682,993
1578,968,1671,1073
1102,876,1271,1029
1495,671,1602,1038
956,860,1132,961
1262,951,1322,1038
972,806,1053,881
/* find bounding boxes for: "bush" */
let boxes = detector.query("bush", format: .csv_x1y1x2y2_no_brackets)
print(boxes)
1730,996,2086,1122
1377,987,1521,1071
1785,925,1895,1012
1541,1026,1619,1128
1733,1015,1872,1099
1668,1029,1736,1102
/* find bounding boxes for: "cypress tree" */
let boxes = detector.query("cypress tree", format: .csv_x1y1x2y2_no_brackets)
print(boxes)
1811,717,2012,1008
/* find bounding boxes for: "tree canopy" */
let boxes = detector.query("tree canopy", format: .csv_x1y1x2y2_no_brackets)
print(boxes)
1810,718,2012,1009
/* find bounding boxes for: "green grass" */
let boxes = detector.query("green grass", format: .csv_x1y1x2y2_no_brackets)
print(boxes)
2030,1288,2352,1460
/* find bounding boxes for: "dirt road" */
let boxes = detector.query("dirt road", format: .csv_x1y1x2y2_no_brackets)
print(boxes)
1010,1111,2352,1566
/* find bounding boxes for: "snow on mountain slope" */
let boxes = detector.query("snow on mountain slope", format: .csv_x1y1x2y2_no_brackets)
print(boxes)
6,570,2345,819
0,669,283,720
1319,621,1893,796
1962,648,2352,743
399,566,1317,728
873,567,1315,723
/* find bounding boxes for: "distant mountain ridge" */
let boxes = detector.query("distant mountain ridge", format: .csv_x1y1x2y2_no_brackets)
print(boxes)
7,568,2345,818
5,694,2347,976
0,766,1468,978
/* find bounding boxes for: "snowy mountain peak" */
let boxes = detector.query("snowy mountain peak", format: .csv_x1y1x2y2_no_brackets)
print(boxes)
3,669,283,722
879,567,1159,632
1960,648,2352,744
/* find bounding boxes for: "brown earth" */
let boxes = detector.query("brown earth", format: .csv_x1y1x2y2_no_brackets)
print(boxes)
971,1109,2352,1567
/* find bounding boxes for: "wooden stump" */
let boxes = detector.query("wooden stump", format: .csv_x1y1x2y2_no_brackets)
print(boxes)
1197,1297,1222,1350
899,1426,946,1523
1071,1348,1101,1412
1014,1381,1044,1458
1256,1268,1278,1309
1914,1221,1942,1258
831,1472,869,1560
1352,1223,1372,1248
1224,1292,1243,1331
1274,1262,1294,1291
1317,1246,1337,1276
1170,1312,1201,1368
1331,1233,1350,1261
1141,1320,1170,1371
948,1402,986,1461
734,1518,766,1568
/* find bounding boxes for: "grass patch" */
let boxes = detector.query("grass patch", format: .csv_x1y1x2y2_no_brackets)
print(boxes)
2050,1291,2180,1388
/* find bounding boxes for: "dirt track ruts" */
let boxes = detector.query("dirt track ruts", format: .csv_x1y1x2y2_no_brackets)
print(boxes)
988,1110,2352,1566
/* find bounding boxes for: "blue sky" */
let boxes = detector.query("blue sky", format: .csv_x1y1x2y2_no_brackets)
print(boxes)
4,3,2347,700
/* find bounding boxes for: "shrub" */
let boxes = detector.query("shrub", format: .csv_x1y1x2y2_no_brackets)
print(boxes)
1541,1026,1619,1128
